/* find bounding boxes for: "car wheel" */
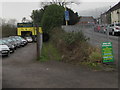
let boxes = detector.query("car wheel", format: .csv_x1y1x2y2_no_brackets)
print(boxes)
112,31,115,36
12,49,15,53
109,32,111,35
6,52,10,57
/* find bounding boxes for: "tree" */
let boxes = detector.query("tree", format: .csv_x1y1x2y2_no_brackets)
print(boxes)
31,3,79,31
31,9,44,26
41,4,64,33
7,19,17,26
22,17,26,23
21,17,31,23
40,1,80,7
1,18,17,37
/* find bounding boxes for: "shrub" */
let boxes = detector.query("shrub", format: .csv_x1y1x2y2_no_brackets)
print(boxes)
41,4,64,33
50,28,90,63
88,49,102,63
63,32,87,45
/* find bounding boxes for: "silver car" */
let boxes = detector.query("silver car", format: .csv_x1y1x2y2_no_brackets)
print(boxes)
0,41,10,57
108,23,120,36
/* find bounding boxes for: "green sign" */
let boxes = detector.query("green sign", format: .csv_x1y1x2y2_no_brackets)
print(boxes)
102,42,114,63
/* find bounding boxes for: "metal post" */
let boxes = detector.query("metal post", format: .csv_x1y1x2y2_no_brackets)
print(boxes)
64,0,68,26
107,26,110,42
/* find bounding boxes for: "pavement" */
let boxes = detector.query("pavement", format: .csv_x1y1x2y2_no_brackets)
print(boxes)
2,43,118,88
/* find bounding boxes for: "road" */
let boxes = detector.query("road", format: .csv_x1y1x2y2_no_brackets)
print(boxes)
2,43,118,88
62,25,119,65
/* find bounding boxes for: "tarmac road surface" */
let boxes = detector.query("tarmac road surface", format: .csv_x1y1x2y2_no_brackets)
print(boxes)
2,43,118,88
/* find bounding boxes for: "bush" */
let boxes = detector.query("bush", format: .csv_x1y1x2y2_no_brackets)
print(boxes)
89,49,102,63
50,28,90,64
63,32,87,45
41,4,64,33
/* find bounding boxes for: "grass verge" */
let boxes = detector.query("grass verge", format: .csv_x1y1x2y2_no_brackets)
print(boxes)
40,41,61,62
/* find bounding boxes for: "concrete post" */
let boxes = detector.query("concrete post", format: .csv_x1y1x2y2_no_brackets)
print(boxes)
36,26,42,60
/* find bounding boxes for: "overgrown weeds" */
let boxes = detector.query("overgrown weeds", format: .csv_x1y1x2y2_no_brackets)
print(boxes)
50,27,92,64
40,27,116,71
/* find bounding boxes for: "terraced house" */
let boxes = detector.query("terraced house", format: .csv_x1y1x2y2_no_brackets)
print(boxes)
99,2,120,24
110,2,120,24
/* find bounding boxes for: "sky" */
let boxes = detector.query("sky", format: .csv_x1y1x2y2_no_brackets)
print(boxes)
0,0,120,22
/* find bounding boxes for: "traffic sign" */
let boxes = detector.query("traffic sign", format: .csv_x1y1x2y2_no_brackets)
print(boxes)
102,42,114,63
65,11,69,21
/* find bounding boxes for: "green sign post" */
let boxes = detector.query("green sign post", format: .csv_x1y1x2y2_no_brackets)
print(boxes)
102,42,114,63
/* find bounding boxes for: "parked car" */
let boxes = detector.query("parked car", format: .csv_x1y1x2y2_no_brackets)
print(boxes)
4,38,18,48
16,36,28,45
8,37,21,48
25,37,33,43
108,23,120,36
9,36,27,46
0,40,10,56
94,25,101,32
100,25,107,34
1,39,15,53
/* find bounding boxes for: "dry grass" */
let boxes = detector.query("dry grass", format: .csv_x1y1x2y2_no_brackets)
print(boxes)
49,27,116,71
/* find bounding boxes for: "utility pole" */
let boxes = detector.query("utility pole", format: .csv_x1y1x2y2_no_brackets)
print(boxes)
36,26,43,60
33,10,42,60
36,25,41,60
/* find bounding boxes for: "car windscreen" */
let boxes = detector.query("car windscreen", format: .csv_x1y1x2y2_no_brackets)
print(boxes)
7,39,12,42
12,38,16,41
2,40,8,44
116,23,120,26
0,40,4,44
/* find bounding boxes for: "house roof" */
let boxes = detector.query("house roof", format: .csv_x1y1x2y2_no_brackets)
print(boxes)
79,16,94,22
107,2,120,13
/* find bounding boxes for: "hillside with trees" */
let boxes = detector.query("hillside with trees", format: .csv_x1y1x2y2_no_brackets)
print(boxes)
0,18,17,37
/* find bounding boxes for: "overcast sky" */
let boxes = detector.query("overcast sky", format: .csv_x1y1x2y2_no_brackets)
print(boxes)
0,0,120,22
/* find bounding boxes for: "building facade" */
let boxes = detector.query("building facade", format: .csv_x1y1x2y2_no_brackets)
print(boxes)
111,8,120,24
99,2,120,24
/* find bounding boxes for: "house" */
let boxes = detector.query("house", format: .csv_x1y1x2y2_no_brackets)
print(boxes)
110,2,120,24
100,12,107,24
100,10,111,24
99,2,120,24
79,16,95,24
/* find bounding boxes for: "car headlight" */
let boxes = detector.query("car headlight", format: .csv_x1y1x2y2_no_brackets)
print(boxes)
12,45,14,48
